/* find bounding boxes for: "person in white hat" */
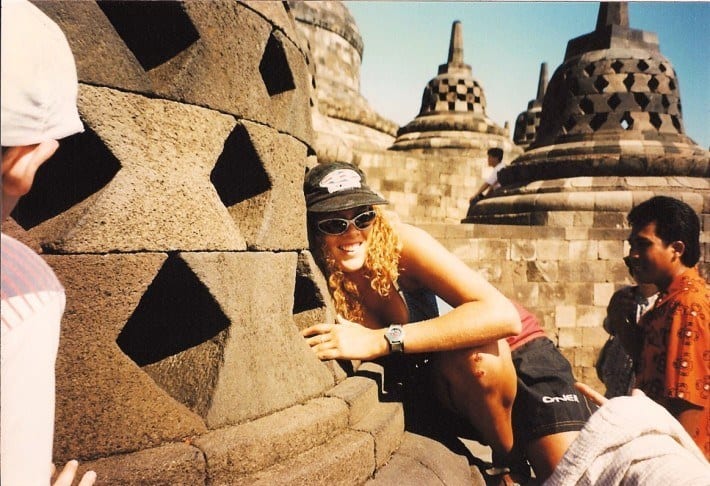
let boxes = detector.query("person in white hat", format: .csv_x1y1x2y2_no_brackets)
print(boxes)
1,1,94,484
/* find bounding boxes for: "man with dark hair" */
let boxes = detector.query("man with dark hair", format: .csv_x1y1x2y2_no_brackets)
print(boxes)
469,147,505,205
615,195,709,458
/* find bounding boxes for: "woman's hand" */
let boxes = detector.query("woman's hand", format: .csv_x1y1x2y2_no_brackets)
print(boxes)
301,315,389,360
51,460,96,486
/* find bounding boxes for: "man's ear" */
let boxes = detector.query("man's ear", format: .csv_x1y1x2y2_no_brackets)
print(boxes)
671,240,686,259
1,140,59,197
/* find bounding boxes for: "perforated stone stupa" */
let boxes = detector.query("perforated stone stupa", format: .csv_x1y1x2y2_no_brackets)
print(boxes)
288,0,398,162
513,62,548,149
390,21,511,153
465,2,709,225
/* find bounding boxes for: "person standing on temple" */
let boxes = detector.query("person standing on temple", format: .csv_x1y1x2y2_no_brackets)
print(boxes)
614,196,709,459
469,147,505,206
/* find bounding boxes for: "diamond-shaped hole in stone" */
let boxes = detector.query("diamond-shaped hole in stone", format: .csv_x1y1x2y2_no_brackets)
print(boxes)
648,76,660,91
117,254,231,367
98,1,200,71
579,97,594,115
593,76,609,93
589,112,608,131
659,63,667,72
12,127,121,230
637,59,650,71
669,79,676,90
584,63,595,77
210,125,271,208
611,60,624,73
293,266,326,315
260,32,296,96
607,93,622,110
661,95,671,109
623,73,635,91
634,92,650,110
620,112,634,130
649,112,662,130
671,115,682,132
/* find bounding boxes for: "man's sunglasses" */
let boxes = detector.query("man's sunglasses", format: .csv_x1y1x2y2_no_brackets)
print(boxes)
316,210,377,235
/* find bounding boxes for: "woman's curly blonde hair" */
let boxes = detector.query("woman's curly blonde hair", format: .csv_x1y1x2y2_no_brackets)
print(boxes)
312,207,401,323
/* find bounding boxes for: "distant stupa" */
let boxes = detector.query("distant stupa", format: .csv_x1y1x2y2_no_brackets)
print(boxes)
465,2,708,225
513,62,548,149
390,21,510,153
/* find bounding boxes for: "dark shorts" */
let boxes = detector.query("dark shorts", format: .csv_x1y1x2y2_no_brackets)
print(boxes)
510,337,595,445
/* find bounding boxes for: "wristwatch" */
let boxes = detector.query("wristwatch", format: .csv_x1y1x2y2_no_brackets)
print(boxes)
384,324,405,353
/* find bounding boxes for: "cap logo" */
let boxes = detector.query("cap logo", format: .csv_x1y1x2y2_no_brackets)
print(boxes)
319,169,362,193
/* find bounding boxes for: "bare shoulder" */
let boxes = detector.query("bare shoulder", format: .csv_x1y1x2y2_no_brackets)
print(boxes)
394,222,442,249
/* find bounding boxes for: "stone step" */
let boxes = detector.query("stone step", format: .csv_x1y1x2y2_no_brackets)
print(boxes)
367,432,480,486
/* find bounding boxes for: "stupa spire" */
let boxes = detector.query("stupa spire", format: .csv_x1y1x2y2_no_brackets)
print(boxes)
596,2,629,30
447,21,464,65
535,62,548,103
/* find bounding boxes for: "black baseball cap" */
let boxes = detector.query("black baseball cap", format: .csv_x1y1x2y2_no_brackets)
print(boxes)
304,162,389,213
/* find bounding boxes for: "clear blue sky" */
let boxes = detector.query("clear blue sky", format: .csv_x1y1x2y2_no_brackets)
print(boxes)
347,2,709,149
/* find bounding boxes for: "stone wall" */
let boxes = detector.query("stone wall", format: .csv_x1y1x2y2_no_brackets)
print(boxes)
421,219,710,389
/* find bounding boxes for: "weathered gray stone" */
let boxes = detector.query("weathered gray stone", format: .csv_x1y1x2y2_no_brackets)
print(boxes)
33,86,245,253
78,443,207,486
232,430,375,486
46,254,207,462
353,401,404,467
34,1,152,93
194,397,348,479
224,120,309,251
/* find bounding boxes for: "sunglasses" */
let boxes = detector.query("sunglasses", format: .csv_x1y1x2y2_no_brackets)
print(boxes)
316,210,377,235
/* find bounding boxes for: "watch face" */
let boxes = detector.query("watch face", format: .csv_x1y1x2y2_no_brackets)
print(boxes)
388,327,403,341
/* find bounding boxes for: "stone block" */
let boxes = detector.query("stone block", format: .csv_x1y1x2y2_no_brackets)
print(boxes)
569,240,598,260
558,327,583,348
565,227,590,240
565,283,596,306
78,443,206,485
598,240,624,260
526,261,558,283
24,86,246,253
594,282,616,306
46,254,207,462
167,252,333,428
511,240,536,261
223,120,309,251
540,283,567,305
194,397,348,479
593,211,627,229
367,455,443,485
477,239,510,260
327,376,381,426
576,305,606,328
353,402,405,467
582,326,609,347
555,305,577,328
152,2,313,143
35,1,152,93
232,430,375,486
535,240,569,260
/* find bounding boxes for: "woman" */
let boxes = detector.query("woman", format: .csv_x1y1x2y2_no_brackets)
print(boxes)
301,162,589,482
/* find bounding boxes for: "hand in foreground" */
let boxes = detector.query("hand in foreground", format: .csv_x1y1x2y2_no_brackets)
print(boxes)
301,315,388,361
575,381,646,407
51,460,97,486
